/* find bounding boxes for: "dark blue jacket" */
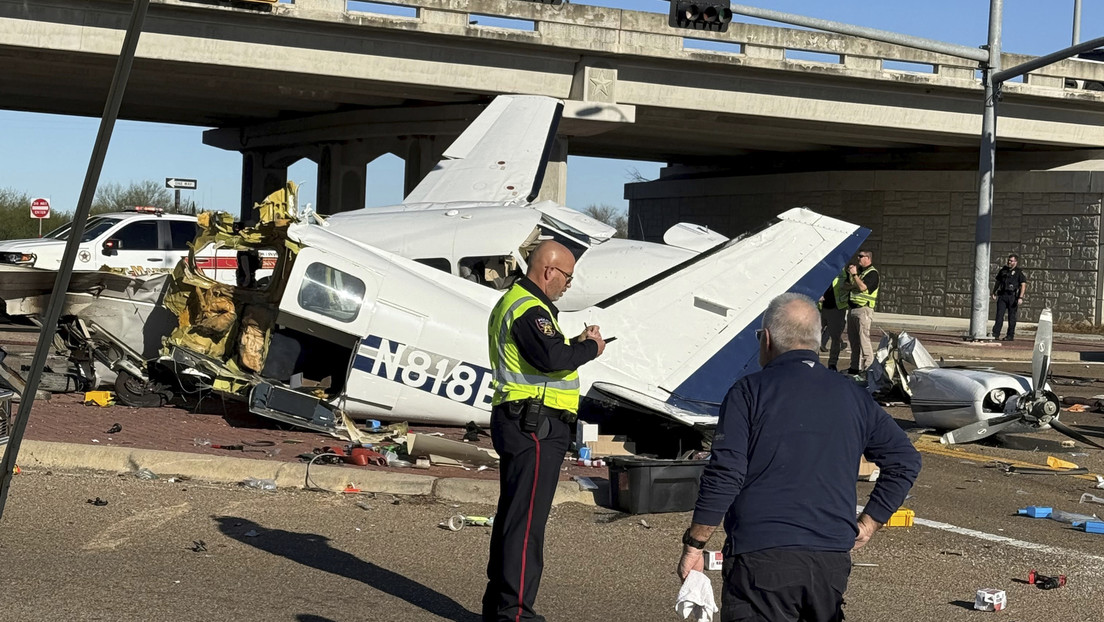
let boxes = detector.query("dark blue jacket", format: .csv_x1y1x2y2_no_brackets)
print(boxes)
692,349,921,555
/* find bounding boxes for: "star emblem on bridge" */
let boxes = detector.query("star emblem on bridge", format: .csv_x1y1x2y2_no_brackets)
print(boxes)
589,75,614,99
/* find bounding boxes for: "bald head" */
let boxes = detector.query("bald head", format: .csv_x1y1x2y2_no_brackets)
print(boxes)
759,293,821,365
527,241,576,301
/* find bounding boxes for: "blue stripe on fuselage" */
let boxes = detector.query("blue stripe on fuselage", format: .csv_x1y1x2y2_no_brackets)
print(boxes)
669,227,869,405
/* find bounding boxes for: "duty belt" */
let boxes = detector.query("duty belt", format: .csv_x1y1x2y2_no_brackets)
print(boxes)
506,399,577,424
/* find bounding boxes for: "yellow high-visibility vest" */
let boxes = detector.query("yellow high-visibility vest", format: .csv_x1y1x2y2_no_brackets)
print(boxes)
488,283,581,413
849,266,879,309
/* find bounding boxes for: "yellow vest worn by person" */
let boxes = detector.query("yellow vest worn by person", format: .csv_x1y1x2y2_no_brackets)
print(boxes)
832,270,850,308
849,266,879,309
488,283,582,413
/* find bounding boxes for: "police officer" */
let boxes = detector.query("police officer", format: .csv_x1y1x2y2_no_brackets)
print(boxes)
483,240,605,622
846,249,879,375
992,254,1028,341
819,268,850,371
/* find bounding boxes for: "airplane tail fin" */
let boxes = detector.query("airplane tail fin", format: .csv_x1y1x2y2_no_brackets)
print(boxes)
585,208,867,407
403,95,563,205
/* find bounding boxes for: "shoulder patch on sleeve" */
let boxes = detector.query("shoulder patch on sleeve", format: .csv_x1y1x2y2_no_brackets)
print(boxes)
535,317,556,336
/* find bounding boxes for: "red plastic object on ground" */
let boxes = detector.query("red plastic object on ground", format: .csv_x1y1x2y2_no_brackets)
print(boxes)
1028,569,1066,589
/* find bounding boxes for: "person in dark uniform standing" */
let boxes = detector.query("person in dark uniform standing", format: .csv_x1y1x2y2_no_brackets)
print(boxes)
676,293,920,621
818,268,849,371
483,240,605,622
992,254,1028,341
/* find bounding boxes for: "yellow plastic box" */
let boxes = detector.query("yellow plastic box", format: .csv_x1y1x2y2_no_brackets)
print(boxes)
886,508,915,527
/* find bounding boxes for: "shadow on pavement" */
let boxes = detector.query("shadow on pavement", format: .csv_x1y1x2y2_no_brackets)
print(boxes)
215,516,480,622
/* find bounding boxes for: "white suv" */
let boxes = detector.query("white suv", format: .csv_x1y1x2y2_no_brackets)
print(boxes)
0,208,271,285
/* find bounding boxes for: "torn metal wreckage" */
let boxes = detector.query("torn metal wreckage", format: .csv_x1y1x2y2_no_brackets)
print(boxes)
0,95,868,453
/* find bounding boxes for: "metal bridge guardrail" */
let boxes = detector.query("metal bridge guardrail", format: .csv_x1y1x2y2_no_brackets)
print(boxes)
263,0,1104,97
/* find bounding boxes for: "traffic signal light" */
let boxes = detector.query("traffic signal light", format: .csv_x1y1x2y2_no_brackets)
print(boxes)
669,1,733,33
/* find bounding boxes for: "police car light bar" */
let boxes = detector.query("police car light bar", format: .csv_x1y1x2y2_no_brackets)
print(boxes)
133,206,164,215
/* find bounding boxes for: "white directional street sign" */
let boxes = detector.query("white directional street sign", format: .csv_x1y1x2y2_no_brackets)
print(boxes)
165,177,198,190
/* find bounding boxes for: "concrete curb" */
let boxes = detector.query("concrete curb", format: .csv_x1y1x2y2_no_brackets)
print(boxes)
12,440,596,507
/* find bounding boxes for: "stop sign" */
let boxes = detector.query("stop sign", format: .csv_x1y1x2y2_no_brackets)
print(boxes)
30,198,50,219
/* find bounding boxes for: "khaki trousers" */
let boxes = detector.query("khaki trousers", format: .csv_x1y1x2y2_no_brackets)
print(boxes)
847,306,874,371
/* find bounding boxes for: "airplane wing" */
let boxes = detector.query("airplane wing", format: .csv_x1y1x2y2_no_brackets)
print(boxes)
402,95,564,205
591,381,718,427
573,208,868,414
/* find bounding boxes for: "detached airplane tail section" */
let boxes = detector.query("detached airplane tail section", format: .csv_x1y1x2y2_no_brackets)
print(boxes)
585,208,868,415
402,95,563,205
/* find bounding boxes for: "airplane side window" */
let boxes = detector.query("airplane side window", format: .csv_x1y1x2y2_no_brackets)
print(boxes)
414,257,451,274
460,255,519,290
298,262,366,323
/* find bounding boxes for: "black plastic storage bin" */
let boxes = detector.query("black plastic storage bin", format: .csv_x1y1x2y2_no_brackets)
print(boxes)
607,456,709,514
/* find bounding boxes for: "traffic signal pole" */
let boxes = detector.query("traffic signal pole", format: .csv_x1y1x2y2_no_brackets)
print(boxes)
0,0,151,521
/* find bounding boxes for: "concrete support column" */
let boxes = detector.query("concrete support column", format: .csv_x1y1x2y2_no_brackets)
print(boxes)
316,142,374,215
402,136,443,199
536,137,568,204
241,151,287,223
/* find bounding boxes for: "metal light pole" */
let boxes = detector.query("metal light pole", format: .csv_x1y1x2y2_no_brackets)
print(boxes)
968,0,1003,341
0,0,151,520
1074,0,1083,44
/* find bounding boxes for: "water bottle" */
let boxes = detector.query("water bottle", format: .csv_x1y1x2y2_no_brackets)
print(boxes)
242,477,277,491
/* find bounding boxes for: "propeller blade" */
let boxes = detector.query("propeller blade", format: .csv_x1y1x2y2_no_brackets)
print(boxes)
1049,418,1104,451
1032,308,1053,391
941,413,1022,445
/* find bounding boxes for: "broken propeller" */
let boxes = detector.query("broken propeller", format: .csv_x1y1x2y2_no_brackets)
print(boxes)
942,309,1104,450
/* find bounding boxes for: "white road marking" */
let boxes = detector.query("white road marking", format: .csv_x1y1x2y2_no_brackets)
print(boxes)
858,505,1104,566
83,503,191,551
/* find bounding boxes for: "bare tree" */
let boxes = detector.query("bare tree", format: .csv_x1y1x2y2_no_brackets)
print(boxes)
625,166,654,183
582,204,628,238
91,180,173,214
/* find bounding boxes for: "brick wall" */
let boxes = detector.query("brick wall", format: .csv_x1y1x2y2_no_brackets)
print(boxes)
627,170,1104,323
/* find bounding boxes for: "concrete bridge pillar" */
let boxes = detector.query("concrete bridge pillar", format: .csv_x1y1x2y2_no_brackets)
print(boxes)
536,137,569,205
241,151,288,222
402,136,445,199
316,142,379,215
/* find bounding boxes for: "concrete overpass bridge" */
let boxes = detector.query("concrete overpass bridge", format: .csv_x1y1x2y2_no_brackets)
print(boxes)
5,0,1104,321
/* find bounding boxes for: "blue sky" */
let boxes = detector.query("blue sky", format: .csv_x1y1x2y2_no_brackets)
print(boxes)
0,0,1098,218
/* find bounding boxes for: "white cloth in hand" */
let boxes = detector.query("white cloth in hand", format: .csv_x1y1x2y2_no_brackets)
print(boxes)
675,570,718,622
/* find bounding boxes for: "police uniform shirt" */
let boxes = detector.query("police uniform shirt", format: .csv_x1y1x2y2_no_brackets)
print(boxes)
509,277,598,373
993,266,1027,296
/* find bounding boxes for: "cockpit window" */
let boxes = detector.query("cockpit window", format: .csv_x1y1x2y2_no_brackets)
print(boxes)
414,257,451,274
460,255,520,290
298,262,365,323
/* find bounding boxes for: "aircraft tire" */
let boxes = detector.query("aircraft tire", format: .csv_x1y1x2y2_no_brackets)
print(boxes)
114,369,172,408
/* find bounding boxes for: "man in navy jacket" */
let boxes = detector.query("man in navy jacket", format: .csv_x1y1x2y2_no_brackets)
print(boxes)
677,293,921,622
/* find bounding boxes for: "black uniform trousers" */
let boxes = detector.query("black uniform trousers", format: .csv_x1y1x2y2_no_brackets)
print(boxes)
482,402,571,622
993,293,1019,339
720,549,851,622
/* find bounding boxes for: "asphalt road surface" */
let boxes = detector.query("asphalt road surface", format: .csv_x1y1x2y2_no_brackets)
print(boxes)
3,443,1104,622
5,323,1104,620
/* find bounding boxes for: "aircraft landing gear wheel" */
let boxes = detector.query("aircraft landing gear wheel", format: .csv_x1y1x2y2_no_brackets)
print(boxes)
114,370,172,408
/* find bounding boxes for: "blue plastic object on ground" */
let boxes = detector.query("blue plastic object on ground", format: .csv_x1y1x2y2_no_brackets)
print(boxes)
1017,506,1053,518
1078,520,1104,534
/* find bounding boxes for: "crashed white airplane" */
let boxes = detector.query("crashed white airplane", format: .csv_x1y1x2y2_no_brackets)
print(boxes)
2,96,868,440
895,309,1104,449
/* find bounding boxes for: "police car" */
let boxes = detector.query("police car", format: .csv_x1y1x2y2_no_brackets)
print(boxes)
0,207,273,285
